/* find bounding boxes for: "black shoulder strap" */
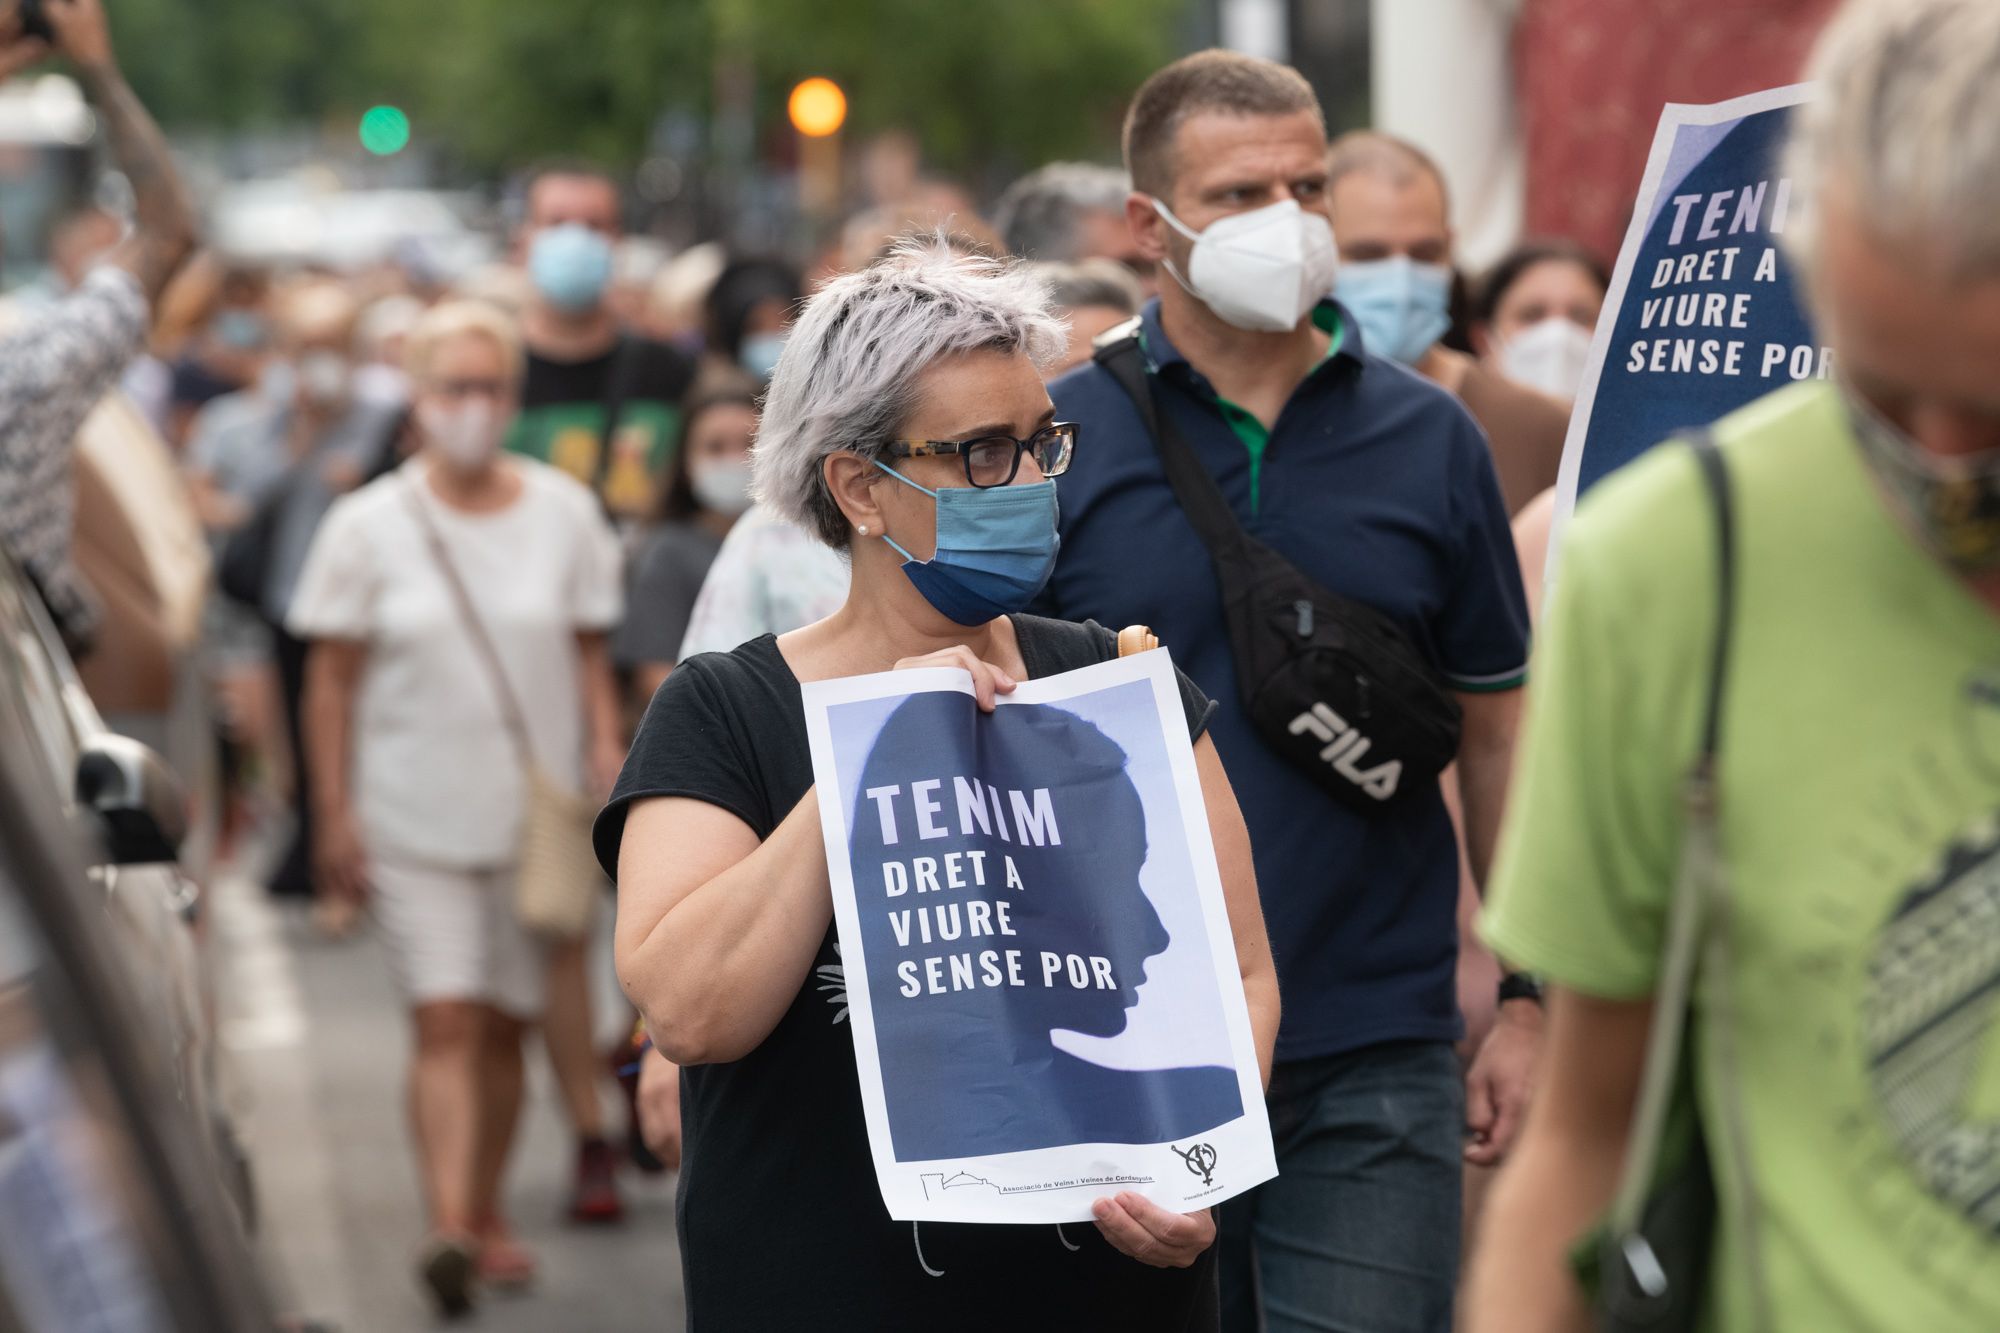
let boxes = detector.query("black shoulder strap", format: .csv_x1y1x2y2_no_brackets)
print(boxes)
1687,429,1735,767
1602,427,1738,1317
591,335,648,496
1092,333,1251,561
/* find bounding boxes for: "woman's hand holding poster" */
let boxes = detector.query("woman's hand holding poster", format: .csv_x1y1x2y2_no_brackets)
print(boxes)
802,649,1277,1224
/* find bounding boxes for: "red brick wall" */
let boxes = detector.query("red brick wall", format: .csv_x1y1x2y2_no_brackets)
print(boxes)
1514,0,1840,263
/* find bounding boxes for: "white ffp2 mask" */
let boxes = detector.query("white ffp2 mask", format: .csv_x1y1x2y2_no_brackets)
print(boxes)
690,459,754,517
1152,197,1339,333
1497,316,1595,401
419,400,506,473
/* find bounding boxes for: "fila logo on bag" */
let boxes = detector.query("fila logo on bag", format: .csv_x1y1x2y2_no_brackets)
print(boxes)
1288,702,1401,801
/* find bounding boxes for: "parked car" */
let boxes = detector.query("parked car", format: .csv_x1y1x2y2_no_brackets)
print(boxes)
0,547,272,1330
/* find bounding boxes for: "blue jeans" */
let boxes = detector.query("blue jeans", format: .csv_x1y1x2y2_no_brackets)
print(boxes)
1220,1040,1463,1333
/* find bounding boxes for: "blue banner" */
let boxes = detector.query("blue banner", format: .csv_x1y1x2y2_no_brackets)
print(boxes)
1560,84,1829,506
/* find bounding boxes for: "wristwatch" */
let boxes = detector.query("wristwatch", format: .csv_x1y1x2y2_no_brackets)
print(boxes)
1497,970,1544,1007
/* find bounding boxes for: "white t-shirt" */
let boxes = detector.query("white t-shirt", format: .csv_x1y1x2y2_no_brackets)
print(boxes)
677,502,849,659
288,458,622,869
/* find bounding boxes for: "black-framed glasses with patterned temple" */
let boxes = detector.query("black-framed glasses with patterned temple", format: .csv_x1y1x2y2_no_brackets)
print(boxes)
880,421,1078,489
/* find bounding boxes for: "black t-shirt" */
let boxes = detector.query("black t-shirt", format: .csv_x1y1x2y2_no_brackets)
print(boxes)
596,615,1220,1332
504,335,697,521
609,520,725,671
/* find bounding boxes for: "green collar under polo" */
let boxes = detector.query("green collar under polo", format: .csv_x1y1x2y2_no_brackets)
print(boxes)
1139,302,1346,514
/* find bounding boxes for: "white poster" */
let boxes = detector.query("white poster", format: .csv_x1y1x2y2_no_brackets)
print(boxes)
801,649,1277,1224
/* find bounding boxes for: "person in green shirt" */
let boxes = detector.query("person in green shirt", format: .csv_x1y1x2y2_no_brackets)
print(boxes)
1468,1,2000,1329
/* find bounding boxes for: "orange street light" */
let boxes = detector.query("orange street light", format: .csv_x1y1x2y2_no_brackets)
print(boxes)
788,77,848,138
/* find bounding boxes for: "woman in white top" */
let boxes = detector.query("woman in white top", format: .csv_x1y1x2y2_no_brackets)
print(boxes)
288,301,625,1317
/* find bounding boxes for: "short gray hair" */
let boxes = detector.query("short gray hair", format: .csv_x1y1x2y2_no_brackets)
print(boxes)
1034,258,1143,317
751,235,1068,548
993,162,1131,262
1786,0,2000,275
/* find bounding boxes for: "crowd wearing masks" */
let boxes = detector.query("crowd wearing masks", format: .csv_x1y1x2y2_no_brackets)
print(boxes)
3,0,1995,1329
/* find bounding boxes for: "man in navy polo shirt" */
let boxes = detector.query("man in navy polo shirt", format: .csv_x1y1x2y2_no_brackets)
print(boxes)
1044,50,1535,1332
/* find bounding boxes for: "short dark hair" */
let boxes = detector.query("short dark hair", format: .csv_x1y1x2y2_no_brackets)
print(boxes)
704,256,804,361
1325,130,1450,214
521,159,623,224
1122,50,1323,198
1473,239,1611,327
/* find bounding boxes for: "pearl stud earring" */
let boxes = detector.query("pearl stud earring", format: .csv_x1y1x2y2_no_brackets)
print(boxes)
858,524,869,535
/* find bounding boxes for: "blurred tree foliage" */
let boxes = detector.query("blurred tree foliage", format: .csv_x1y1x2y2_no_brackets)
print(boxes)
109,0,365,128
105,0,1185,177
709,0,1183,172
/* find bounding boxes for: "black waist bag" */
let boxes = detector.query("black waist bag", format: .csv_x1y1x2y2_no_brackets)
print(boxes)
1094,332,1462,811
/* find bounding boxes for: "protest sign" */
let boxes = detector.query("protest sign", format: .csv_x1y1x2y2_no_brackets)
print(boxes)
1552,84,1826,560
801,649,1277,1224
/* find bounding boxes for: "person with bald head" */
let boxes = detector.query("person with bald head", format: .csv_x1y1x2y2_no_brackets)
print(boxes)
1327,131,1575,515
186,280,403,903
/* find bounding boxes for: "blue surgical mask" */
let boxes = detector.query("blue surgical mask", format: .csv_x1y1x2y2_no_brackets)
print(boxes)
528,224,614,313
739,330,787,382
213,309,270,351
1337,256,1454,365
874,463,1060,626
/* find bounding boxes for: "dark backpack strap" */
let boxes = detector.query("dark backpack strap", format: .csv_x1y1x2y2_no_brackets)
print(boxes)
1598,428,1739,1323
1093,332,1252,561
1686,429,1735,767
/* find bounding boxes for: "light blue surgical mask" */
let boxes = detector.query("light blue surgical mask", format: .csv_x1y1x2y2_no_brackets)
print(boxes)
1336,256,1454,365
528,224,614,313
739,330,787,382
213,309,270,351
873,463,1060,626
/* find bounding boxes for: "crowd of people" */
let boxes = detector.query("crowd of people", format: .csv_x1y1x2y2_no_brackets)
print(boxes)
2,0,1996,1328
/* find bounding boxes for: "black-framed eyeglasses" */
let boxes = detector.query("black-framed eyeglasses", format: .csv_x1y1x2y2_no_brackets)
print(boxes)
880,422,1078,489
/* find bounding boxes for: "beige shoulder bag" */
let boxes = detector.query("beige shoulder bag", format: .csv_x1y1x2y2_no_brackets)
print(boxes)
403,476,604,940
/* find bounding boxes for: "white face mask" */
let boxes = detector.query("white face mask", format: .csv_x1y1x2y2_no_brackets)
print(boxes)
1151,197,1339,333
297,350,351,407
689,459,754,517
352,362,413,410
419,399,506,473
1496,316,1595,401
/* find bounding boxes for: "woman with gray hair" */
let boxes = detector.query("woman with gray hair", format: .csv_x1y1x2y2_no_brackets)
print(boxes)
598,236,1278,1327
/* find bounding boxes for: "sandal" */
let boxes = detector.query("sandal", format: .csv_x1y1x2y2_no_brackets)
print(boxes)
475,1221,538,1292
417,1235,477,1319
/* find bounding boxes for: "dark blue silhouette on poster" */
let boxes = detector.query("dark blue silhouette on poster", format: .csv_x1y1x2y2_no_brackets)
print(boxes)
1579,104,1819,494
847,688,1241,1161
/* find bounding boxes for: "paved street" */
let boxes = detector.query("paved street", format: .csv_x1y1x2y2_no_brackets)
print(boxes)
212,863,685,1332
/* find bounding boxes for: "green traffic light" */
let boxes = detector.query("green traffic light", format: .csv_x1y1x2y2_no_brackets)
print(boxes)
359,105,411,156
